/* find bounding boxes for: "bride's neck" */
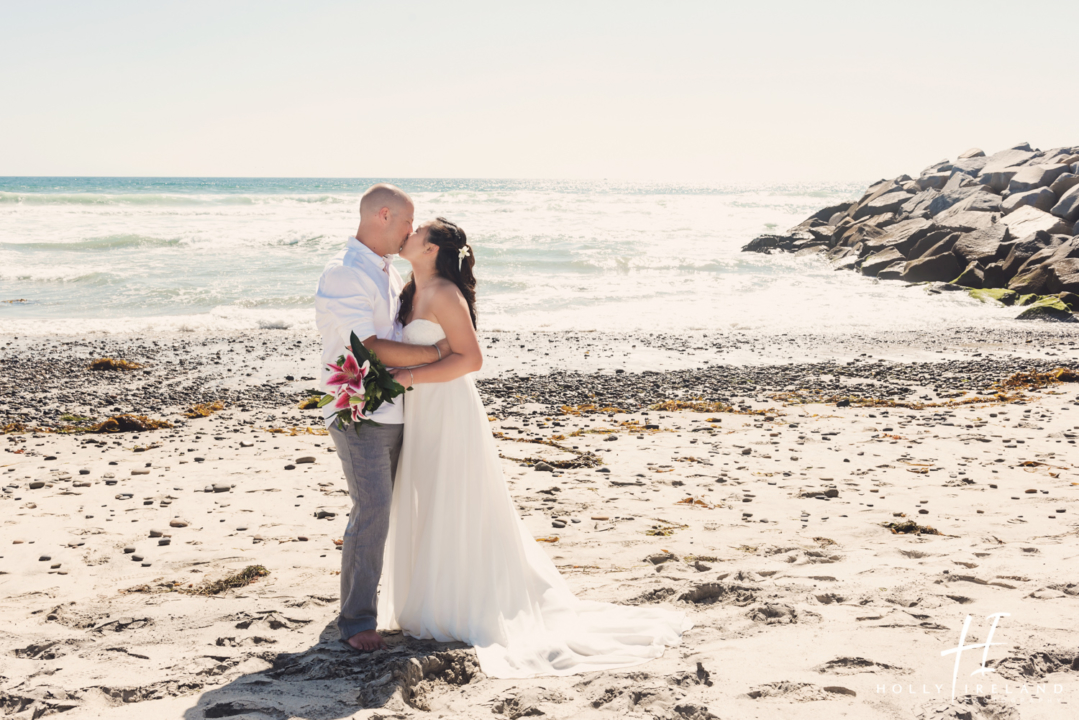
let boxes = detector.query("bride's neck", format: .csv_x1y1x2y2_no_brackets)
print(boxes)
411,264,439,288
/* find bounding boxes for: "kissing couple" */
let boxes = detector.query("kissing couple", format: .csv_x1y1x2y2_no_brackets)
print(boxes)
314,184,691,679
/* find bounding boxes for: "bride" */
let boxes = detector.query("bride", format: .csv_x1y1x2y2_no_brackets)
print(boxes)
382,217,691,679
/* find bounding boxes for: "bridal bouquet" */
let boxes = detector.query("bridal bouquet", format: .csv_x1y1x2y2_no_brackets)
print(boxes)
317,331,408,431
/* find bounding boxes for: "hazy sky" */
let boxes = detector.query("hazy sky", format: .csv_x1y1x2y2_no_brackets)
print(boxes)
3,1,1077,182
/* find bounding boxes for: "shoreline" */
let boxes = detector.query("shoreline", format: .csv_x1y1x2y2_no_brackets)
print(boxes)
3,326,1078,431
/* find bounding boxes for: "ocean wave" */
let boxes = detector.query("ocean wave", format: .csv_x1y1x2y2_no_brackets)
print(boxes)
0,269,116,285
0,234,183,252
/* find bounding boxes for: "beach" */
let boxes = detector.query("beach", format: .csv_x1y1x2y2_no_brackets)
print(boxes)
2,329,1078,719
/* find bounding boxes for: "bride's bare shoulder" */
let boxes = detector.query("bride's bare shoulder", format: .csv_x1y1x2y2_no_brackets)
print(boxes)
431,278,465,302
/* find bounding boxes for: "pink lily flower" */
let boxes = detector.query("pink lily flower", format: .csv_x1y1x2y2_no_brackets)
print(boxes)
333,384,362,410
349,395,367,422
326,351,370,393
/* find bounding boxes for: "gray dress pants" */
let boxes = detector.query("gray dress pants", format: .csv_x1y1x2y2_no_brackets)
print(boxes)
328,421,404,640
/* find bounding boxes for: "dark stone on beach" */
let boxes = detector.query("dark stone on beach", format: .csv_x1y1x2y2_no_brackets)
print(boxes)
901,252,962,283
212,484,230,493
28,481,45,489
534,462,554,472
123,546,135,554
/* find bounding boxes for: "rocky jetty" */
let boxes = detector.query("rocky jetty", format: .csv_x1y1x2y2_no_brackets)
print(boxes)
743,143,1079,321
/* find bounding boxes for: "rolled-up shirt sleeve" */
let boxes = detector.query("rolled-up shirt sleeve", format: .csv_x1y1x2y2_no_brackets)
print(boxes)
315,265,377,348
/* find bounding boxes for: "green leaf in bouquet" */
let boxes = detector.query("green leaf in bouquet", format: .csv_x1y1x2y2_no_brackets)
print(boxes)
316,394,336,408
349,332,382,367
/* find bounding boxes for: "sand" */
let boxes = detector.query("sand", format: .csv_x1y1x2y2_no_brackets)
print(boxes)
2,336,1079,719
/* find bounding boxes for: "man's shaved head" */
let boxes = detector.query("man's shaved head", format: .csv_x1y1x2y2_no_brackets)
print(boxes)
359,183,412,220
355,183,415,256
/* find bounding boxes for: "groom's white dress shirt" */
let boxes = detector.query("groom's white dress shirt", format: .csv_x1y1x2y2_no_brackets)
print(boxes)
315,236,405,427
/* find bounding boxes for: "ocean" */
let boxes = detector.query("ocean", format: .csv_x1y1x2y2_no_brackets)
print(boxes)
0,177,1028,337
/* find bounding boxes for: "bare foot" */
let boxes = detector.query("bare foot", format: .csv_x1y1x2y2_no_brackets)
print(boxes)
346,629,387,651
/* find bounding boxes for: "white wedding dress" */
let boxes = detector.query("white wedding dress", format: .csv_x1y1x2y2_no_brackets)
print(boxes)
377,319,691,679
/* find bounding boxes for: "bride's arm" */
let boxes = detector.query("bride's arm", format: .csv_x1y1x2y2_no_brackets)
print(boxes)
393,286,481,386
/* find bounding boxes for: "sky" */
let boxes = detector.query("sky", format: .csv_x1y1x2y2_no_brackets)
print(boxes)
2,0,1077,183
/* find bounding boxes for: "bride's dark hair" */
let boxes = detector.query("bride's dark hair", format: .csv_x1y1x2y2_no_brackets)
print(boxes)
397,217,477,328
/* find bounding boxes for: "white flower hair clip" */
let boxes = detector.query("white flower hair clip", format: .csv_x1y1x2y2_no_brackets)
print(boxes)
458,245,470,271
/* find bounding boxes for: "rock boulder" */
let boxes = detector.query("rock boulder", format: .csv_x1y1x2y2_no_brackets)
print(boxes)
952,261,984,288
1002,205,1070,237
1007,164,1071,194
851,189,914,220
1050,173,1079,197
907,229,959,260
1002,187,1057,215
951,224,1009,265
1050,184,1079,225
901,252,962,283
861,247,906,276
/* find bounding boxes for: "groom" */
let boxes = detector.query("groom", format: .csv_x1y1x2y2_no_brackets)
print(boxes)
314,183,448,651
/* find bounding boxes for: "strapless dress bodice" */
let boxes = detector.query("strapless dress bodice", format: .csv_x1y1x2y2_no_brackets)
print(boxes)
402,318,446,345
